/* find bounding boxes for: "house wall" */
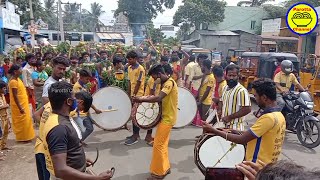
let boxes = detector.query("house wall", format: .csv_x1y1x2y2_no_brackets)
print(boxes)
209,6,268,34
237,32,260,51
199,35,240,57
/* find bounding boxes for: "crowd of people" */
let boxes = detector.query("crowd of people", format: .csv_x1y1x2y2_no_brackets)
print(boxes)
0,41,318,180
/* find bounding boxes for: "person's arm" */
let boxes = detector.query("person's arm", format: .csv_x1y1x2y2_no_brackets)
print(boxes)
292,74,305,92
208,126,256,144
127,80,131,96
42,83,50,105
33,79,44,87
47,126,112,180
134,79,173,103
133,70,144,96
33,106,45,123
12,87,24,114
91,104,102,114
192,75,204,80
21,68,28,87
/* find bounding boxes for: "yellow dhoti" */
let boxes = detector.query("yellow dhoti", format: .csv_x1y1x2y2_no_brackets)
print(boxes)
150,122,173,177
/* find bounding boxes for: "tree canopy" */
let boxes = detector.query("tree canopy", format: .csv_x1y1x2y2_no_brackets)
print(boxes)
237,0,274,7
284,0,320,8
173,0,226,31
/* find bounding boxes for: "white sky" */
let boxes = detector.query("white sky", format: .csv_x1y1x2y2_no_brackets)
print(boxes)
48,0,286,27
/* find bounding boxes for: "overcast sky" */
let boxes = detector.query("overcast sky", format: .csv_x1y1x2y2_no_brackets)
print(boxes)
51,0,286,27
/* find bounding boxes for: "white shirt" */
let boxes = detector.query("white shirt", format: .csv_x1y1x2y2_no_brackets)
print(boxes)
220,83,251,131
42,76,58,98
190,63,203,90
22,63,35,89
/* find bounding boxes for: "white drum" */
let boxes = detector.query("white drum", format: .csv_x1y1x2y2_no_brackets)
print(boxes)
174,87,197,128
132,101,162,130
194,133,245,175
89,86,132,131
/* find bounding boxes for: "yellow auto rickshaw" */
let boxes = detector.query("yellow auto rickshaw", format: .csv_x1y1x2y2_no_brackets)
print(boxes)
300,54,320,115
239,52,299,94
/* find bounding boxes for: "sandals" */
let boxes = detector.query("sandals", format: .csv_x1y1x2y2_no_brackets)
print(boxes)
149,169,171,179
146,140,154,147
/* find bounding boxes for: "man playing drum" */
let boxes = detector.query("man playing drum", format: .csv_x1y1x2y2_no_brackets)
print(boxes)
124,51,147,146
219,64,251,131
133,64,178,180
203,78,286,165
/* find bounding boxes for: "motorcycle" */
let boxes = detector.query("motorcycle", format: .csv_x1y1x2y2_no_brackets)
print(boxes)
282,91,320,148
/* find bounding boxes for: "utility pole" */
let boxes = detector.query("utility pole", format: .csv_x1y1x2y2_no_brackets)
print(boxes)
58,0,65,42
29,0,35,46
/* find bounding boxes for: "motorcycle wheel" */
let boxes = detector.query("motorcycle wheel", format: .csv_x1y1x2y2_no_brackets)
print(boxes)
297,120,320,149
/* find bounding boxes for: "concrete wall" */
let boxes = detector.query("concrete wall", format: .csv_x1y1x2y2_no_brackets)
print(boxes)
199,35,240,57
209,6,268,34
236,32,260,51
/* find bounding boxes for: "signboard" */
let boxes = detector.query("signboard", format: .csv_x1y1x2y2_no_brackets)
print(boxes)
28,24,38,34
0,7,21,31
160,25,175,31
262,18,281,35
6,2,15,13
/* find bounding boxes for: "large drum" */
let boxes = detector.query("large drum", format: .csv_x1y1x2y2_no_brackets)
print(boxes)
174,87,197,128
89,86,132,131
131,101,162,130
194,133,245,175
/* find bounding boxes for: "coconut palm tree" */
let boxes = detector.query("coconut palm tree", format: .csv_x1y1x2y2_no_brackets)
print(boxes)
90,2,105,32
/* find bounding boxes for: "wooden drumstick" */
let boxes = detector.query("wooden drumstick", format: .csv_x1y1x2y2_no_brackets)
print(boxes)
91,109,118,114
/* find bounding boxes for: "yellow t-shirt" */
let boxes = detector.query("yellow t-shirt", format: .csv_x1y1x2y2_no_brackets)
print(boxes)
115,72,125,81
274,72,299,93
218,80,227,98
34,103,52,154
128,64,145,97
199,74,215,105
246,112,286,164
144,77,161,96
161,78,178,126
73,81,89,116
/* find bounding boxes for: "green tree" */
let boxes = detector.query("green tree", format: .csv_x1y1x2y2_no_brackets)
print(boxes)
173,0,226,31
263,5,287,19
90,2,105,32
9,0,45,27
163,37,179,47
43,0,57,30
147,24,165,43
237,0,275,7
63,3,82,31
114,0,175,37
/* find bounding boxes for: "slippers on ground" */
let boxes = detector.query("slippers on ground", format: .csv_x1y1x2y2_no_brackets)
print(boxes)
146,141,154,147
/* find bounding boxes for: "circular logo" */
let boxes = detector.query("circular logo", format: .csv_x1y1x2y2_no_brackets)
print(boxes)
286,2,318,35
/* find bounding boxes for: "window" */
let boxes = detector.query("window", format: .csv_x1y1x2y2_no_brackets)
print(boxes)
52,33,61,41
83,34,93,41
251,20,256,30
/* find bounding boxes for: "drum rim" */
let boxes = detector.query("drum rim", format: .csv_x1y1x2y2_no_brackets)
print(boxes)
132,101,162,130
194,133,245,175
90,86,132,131
174,87,198,128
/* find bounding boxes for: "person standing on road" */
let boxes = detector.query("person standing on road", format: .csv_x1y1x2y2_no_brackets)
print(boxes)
0,80,10,151
42,56,70,105
203,78,286,164
22,53,37,111
8,65,35,142
219,64,251,131
184,55,196,89
42,81,113,179
133,64,178,180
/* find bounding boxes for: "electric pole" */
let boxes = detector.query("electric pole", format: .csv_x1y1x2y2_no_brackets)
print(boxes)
58,0,65,42
29,0,35,46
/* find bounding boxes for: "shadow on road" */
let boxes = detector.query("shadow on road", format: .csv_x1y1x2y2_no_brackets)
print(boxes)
171,155,198,174
112,172,150,180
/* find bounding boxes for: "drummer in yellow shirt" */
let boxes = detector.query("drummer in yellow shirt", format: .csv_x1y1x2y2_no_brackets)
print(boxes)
133,64,178,179
202,79,286,166
125,50,146,146
198,59,215,121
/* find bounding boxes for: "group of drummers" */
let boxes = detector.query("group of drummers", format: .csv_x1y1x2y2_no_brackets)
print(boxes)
29,41,306,180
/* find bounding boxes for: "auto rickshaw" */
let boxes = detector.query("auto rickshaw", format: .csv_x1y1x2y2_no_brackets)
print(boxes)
226,49,246,64
300,54,320,115
238,52,299,94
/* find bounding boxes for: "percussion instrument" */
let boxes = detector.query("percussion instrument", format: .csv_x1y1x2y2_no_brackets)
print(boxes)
213,112,224,129
89,86,132,131
206,108,216,123
194,133,245,175
174,87,197,128
132,100,162,130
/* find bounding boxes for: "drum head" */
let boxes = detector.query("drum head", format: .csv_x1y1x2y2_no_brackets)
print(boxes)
199,136,245,169
174,87,197,128
89,86,132,131
135,102,161,129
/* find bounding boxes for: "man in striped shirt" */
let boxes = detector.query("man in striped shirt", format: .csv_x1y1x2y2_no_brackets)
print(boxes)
219,64,251,131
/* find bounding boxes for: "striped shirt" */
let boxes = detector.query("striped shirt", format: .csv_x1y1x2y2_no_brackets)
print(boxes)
220,83,251,131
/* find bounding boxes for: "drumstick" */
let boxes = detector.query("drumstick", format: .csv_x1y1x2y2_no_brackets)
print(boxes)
91,109,118,114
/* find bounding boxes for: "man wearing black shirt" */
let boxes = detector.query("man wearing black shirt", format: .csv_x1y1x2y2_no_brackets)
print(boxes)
42,81,113,180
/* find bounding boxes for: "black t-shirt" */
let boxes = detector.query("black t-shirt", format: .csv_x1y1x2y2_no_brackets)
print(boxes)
46,115,86,172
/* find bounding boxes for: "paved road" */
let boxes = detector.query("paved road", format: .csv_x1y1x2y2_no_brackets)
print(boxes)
1,104,320,180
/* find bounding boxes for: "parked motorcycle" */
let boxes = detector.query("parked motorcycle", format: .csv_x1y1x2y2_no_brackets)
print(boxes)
282,91,320,148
